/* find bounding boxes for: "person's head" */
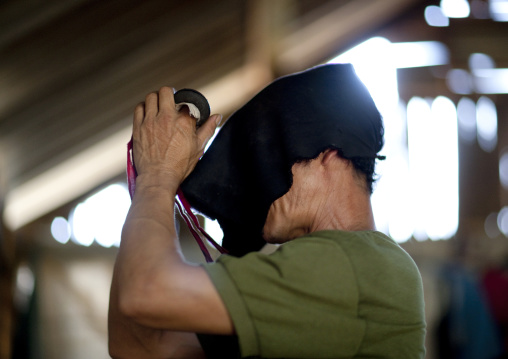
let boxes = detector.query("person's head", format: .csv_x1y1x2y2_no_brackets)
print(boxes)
182,64,384,255
262,149,377,244
347,155,379,194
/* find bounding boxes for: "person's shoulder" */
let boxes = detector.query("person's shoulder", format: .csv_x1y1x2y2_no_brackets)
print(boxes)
274,230,383,266
296,229,396,248
297,230,416,268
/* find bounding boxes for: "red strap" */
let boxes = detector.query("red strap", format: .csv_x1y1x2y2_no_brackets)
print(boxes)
174,198,214,262
176,188,227,255
126,138,226,262
127,138,137,199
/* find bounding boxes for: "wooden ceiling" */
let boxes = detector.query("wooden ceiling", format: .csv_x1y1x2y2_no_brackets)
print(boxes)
0,0,423,187
1,0,507,232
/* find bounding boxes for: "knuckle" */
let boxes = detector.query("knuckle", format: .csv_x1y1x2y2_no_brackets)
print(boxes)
159,86,173,93
145,92,158,103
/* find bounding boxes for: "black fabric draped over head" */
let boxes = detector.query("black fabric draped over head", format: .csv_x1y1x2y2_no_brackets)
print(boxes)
180,63,384,256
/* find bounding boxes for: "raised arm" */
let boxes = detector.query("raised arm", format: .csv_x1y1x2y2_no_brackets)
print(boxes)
108,87,234,358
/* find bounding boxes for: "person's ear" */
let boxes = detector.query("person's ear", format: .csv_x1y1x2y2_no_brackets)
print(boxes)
321,149,339,165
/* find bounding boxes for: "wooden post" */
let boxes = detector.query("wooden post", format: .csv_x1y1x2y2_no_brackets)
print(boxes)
0,201,14,359
0,151,14,359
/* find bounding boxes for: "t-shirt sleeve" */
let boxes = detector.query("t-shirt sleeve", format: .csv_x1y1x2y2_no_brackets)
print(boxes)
202,236,366,358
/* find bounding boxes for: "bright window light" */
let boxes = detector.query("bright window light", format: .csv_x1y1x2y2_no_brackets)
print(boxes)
490,0,508,21
406,97,460,241
204,217,224,245
328,38,458,242
70,202,95,246
469,53,496,71
457,97,477,143
469,54,507,98
385,151,414,242
69,183,130,247
329,37,407,242
498,206,508,236
476,96,498,152
51,216,71,244
391,41,449,69
329,37,399,114
473,69,508,94
425,5,450,26
446,69,473,94
427,97,459,240
407,97,433,241
448,58,508,95
500,149,508,189
440,0,471,18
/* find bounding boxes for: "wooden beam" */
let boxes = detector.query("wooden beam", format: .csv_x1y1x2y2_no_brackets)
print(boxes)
276,0,422,72
3,63,268,231
0,0,90,49
244,0,296,79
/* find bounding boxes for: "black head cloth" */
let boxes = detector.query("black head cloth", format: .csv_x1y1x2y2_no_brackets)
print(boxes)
181,63,384,256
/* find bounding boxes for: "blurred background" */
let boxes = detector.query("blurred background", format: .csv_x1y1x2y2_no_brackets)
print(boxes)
1,0,508,358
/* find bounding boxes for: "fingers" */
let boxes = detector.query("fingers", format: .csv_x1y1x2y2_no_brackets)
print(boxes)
134,87,175,124
158,86,176,114
133,102,145,139
144,92,159,119
131,86,221,182
134,86,218,145
197,114,222,151
141,87,177,120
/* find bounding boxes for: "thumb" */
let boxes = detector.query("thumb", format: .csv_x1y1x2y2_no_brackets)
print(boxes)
197,114,222,151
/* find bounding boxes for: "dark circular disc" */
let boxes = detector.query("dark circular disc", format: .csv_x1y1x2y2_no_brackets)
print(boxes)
174,88,211,126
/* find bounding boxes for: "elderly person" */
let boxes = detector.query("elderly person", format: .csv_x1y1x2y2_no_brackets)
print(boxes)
108,64,426,359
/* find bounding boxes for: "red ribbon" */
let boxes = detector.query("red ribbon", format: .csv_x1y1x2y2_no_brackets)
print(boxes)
127,137,226,262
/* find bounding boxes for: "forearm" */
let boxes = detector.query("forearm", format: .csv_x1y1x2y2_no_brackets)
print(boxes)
108,175,201,358
119,174,180,280
115,174,191,325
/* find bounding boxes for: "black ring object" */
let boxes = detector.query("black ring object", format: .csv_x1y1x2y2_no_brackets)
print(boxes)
174,88,211,127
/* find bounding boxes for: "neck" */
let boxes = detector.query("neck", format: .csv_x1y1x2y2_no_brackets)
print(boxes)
309,172,376,233
311,194,375,233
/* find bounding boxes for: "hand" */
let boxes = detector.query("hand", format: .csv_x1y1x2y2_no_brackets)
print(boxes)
132,86,220,190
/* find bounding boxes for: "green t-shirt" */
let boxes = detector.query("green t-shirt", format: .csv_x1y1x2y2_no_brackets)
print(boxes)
203,230,426,358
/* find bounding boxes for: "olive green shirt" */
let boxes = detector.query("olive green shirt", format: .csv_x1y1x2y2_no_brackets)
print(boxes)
203,230,426,358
